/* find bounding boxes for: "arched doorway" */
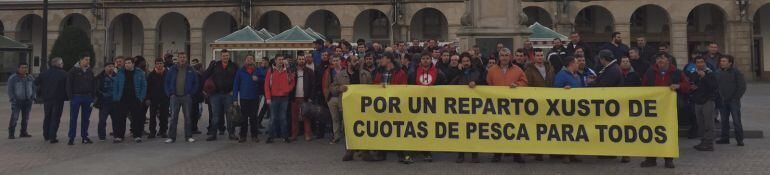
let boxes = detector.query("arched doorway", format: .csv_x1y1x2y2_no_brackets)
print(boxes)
305,10,341,40
108,13,144,60
15,14,45,73
203,12,237,63
354,9,390,44
156,12,190,60
409,8,448,41
630,5,670,48
61,13,92,39
523,6,553,27
752,4,770,78
575,6,615,46
687,4,725,57
258,11,291,34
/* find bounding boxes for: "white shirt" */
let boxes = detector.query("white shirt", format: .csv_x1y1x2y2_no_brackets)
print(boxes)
295,70,304,98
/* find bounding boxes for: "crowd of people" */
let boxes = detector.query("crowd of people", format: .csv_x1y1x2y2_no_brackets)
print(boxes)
6,31,747,169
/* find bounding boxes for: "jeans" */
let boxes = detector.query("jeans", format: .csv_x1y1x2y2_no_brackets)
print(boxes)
149,100,170,136
115,100,144,139
240,99,260,138
169,95,193,140
720,99,744,141
97,102,116,140
268,96,290,139
208,94,233,136
43,100,65,140
9,99,32,136
694,100,716,144
68,95,93,139
191,102,202,132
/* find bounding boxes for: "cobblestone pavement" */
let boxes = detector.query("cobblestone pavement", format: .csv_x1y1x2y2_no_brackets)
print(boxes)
0,84,768,175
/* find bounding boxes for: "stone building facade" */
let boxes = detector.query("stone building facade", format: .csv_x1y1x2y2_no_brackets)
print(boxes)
1,0,769,80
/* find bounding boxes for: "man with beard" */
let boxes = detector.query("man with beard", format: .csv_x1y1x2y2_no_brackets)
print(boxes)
452,54,484,163
548,38,568,71
634,37,657,63
600,32,630,61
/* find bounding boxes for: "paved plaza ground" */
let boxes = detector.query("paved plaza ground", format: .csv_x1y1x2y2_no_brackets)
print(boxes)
0,84,768,175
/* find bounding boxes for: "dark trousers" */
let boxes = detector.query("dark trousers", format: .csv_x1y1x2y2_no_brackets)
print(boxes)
68,95,93,139
149,101,170,136
208,94,232,135
256,96,268,129
9,100,32,136
313,100,329,138
115,100,144,139
97,102,116,140
240,99,260,138
191,102,202,132
43,100,65,140
720,99,744,141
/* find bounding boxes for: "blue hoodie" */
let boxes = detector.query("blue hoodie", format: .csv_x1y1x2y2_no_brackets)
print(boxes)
553,69,584,88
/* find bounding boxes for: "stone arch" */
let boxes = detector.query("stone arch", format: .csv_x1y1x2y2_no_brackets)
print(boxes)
60,13,92,38
305,10,341,40
202,11,237,63
630,4,671,47
156,12,191,58
523,6,554,27
15,14,45,69
574,5,615,44
751,3,770,77
257,10,292,34
687,3,727,55
353,9,390,44
409,8,448,41
108,13,144,60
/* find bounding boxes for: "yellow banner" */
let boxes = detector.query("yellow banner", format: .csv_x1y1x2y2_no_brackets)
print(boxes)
342,85,679,158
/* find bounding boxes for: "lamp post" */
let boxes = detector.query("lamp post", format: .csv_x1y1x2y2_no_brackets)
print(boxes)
737,0,750,21
41,0,48,72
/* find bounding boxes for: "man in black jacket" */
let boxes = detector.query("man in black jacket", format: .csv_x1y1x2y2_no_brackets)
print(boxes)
146,59,170,139
591,50,623,87
715,55,747,146
566,32,594,69
36,57,68,144
66,56,96,145
203,49,238,141
688,56,718,151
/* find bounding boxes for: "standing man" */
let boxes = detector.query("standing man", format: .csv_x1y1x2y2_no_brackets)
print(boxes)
634,37,657,63
485,48,528,163
323,56,353,159
548,38,568,71
406,52,449,162
704,43,723,69
715,55,747,146
264,55,296,143
147,58,170,139
7,62,35,139
113,58,148,143
95,62,117,141
629,48,650,76
553,57,583,89
566,32,593,67
290,55,316,141
372,53,410,163
165,52,199,143
66,57,96,145
37,57,68,144
232,55,262,143
591,50,624,87
689,56,718,151
641,53,690,168
451,53,483,163
204,49,238,141
600,32,630,61
575,54,597,87
526,48,555,87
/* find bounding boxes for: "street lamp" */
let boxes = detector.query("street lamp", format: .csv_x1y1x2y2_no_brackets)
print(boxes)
736,0,750,21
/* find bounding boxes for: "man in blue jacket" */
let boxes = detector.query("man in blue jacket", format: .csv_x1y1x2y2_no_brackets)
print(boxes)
164,52,200,143
7,62,35,139
112,57,147,143
232,55,262,143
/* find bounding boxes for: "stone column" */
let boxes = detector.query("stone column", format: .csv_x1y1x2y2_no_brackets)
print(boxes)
190,27,203,62
341,26,353,42
91,27,106,70
727,20,754,79
456,0,530,51
143,28,156,61
614,23,631,46
670,22,688,68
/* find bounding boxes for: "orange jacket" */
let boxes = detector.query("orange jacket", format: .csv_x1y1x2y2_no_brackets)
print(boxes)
486,64,528,87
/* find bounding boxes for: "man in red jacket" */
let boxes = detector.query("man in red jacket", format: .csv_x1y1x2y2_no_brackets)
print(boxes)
264,55,296,143
640,53,690,169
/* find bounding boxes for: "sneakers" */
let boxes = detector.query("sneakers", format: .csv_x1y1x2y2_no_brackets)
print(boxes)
134,137,143,143
329,138,340,144
113,138,123,143
8,135,15,139
165,139,175,143
19,133,32,138
186,138,196,143
737,141,745,146
82,138,93,144
423,153,433,162
50,139,59,144
401,155,414,164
